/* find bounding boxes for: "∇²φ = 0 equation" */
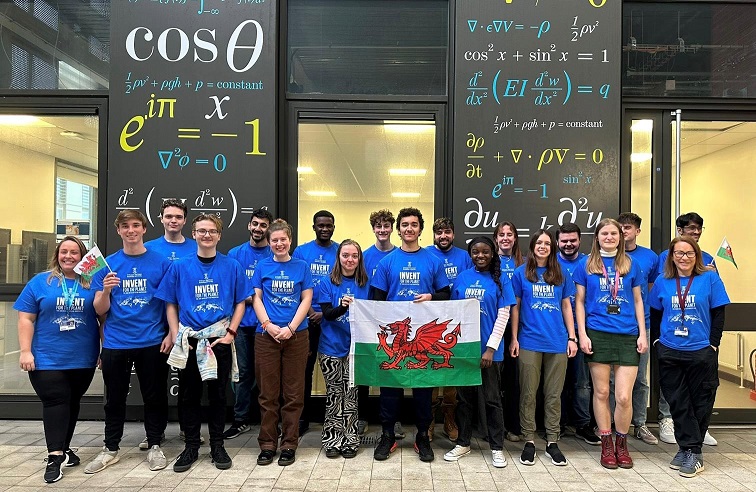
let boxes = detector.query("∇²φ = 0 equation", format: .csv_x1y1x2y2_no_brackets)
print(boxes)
490,70,611,106
158,148,228,173
503,147,604,171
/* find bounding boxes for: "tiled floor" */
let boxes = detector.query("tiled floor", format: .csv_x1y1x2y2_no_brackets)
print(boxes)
0,421,755,491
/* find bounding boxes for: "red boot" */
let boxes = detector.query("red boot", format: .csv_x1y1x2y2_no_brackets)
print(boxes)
615,433,633,469
600,435,618,469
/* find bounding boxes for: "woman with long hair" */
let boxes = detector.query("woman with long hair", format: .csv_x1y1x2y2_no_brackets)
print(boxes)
14,236,100,483
573,218,647,469
649,236,729,478
317,239,370,459
252,219,313,467
510,230,577,466
444,236,515,468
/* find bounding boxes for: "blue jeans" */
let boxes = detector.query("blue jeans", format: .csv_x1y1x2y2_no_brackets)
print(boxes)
232,326,258,423
571,349,593,427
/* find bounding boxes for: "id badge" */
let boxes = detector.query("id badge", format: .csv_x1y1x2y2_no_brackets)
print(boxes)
606,304,621,315
674,325,689,337
60,319,76,332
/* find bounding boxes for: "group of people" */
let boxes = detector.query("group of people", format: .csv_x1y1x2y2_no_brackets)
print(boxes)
14,200,729,484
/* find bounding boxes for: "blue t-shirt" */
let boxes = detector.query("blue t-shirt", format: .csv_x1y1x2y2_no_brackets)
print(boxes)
227,242,272,328
499,254,521,280
371,248,448,301
451,268,516,362
293,240,338,312
657,249,716,277
251,256,314,332
648,271,729,351
558,252,586,317
145,236,197,262
572,256,643,336
92,249,171,349
364,245,396,279
512,265,575,354
425,245,474,284
14,273,100,370
317,277,370,357
156,254,251,329
626,245,659,325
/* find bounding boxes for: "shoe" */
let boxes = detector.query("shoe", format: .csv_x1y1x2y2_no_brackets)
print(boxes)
703,431,717,446
139,433,167,450
325,447,341,458
342,447,358,459
223,422,251,440
635,425,659,445
357,420,368,436
147,445,167,471
599,435,617,469
298,420,309,436
545,443,567,466
442,405,459,441
505,431,521,442
257,449,276,466
414,432,434,462
576,425,601,445
670,449,686,470
173,447,198,473
374,433,397,461
84,447,119,474
179,430,205,444
562,425,576,437
278,449,296,466
659,418,676,444
678,450,704,478
394,422,406,439
428,423,435,442
44,454,66,483
64,449,80,467
615,434,633,469
491,449,507,468
443,445,471,462
519,442,536,465
211,444,232,470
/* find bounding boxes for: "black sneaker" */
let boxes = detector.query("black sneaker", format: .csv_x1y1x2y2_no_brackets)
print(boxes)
257,449,276,466
325,447,341,458
374,433,397,461
576,425,601,445
414,432,434,462
64,449,80,467
44,454,66,483
278,449,296,466
223,422,251,440
173,447,199,473
342,446,358,459
298,420,309,436
520,442,536,465
211,444,232,470
545,443,567,466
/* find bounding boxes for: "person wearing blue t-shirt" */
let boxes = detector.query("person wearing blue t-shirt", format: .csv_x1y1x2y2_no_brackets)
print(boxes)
510,230,577,467
425,217,473,442
371,208,450,463
292,209,338,436
15,236,100,484
252,219,313,468
317,239,371,459
648,236,729,478
573,219,647,470
222,208,273,440
144,198,196,262
443,236,515,469
86,210,172,475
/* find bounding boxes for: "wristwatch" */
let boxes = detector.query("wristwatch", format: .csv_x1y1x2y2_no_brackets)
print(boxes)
568,337,578,343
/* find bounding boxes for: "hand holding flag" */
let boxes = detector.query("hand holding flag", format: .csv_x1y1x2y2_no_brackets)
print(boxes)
716,237,738,269
74,244,111,281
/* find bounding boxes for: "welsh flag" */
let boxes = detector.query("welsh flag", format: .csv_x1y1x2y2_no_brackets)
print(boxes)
716,237,738,269
349,299,482,388
74,245,109,281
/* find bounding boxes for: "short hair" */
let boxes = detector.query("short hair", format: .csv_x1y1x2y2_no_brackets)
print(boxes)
676,212,704,228
250,208,274,224
397,207,424,231
617,212,642,228
268,218,293,240
313,210,335,224
557,223,581,237
369,209,395,228
192,213,223,233
114,209,147,228
432,217,454,234
160,198,187,217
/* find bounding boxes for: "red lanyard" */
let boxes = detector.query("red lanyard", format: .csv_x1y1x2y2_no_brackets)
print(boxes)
600,260,620,302
675,275,694,322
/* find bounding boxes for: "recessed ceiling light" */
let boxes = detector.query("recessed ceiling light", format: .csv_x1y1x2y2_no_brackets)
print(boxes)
630,153,653,163
305,190,336,197
297,166,315,174
388,169,427,177
391,192,421,198
630,120,654,132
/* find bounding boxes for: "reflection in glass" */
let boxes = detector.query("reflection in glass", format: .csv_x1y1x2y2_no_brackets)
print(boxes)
630,119,652,249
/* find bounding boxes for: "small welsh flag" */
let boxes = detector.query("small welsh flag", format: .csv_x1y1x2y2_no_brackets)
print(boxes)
716,237,738,269
74,245,110,280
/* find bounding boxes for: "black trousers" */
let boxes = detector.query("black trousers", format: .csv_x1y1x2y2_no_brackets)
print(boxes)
101,344,168,450
29,368,95,453
302,318,322,424
178,338,232,449
500,323,522,435
657,343,719,454
380,387,433,434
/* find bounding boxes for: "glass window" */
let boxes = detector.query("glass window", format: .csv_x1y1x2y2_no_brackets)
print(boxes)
630,119,653,249
288,0,448,96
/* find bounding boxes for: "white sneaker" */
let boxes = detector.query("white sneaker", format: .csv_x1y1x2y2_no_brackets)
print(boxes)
659,418,676,444
443,445,471,462
84,447,119,474
147,445,167,471
703,430,717,446
491,449,507,468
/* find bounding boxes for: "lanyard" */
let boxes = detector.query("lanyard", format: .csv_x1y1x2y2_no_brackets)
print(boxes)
60,277,80,316
600,260,620,302
675,275,694,323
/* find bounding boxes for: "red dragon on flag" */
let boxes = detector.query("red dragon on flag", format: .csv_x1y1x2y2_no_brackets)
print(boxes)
376,317,461,370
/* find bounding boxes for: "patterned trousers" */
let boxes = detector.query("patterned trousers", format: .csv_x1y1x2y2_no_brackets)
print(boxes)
319,353,359,450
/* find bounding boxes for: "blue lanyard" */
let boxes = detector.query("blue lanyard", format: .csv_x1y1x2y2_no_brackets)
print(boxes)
61,277,80,316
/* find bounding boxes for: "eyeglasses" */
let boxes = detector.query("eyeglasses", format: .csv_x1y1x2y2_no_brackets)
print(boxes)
673,250,696,259
681,225,704,233
195,229,220,236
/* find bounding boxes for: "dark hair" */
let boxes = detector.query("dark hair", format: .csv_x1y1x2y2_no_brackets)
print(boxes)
617,212,642,228
250,208,274,224
663,236,707,279
676,212,704,229
313,210,335,224
330,239,368,287
557,222,582,238
397,207,425,231
524,230,563,285
369,209,395,228
160,198,188,217
432,217,454,233
467,236,502,294
492,221,524,266
192,213,223,233
114,209,147,228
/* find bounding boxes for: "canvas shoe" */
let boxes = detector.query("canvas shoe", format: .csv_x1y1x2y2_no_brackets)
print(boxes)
443,445,471,462
659,418,676,444
84,447,119,474
491,449,507,468
173,447,198,473
635,425,658,445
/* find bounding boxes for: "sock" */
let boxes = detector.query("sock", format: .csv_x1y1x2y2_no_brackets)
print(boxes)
599,429,612,437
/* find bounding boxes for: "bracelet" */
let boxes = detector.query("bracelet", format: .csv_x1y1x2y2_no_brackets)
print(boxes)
226,327,237,338
261,319,271,329
287,324,295,334
568,337,578,343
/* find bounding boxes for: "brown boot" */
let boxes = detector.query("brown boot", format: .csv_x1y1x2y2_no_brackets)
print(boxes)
428,422,435,442
615,433,633,469
442,403,458,442
600,435,618,469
